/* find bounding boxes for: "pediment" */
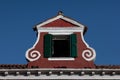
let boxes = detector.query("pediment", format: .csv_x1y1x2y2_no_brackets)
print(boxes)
41,18,78,27
35,14,85,29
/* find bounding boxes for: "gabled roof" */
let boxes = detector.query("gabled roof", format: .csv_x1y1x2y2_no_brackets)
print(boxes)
34,11,87,33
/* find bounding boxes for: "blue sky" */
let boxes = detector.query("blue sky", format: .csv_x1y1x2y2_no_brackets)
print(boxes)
0,0,120,65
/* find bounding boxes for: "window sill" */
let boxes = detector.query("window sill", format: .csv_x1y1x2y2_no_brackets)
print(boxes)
48,57,75,61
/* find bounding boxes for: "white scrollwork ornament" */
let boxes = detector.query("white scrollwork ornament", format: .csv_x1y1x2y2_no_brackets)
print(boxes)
82,49,96,61
26,50,41,62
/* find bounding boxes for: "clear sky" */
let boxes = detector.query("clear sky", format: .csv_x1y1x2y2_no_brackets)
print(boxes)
0,0,120,65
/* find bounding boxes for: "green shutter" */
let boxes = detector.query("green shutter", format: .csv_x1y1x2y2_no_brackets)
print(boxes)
44,34,52,58
70,34,77,57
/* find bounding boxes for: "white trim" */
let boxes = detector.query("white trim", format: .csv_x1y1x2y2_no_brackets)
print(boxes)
25,50,41,62
80,32,96,61
32,32,41,48
1,68,120,79
61,16,84,27
36,15,85,29
48,58,75,61
37,27,84,33
49,32,73,35
25,33,41,62
80,32,89,47
82,49,96,61
1,68,120,72
37,15,63,27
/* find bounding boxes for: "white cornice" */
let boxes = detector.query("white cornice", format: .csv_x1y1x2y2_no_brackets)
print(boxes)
0,68,120,72
37,27,84,33
0,68,120,79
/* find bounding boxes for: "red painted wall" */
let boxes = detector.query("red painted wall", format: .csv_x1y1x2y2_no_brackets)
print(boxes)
27,32,95,68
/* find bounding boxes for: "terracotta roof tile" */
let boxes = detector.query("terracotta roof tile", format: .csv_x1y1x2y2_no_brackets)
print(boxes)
0,64,120,69
0,64,27,69
96,65,120,69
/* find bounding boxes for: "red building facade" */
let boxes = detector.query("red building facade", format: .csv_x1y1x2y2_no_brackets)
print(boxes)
26,12,96,68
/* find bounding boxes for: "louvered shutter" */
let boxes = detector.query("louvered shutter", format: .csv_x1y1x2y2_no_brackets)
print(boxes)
44,34,52,58
70,34,77,57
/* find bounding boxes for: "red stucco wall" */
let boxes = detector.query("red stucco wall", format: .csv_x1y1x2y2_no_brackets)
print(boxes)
27,32,95,68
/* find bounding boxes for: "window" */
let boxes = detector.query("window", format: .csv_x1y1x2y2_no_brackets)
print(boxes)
52,35,70,57
44,34,77,58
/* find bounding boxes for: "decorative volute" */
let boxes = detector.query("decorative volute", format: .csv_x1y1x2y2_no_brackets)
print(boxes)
26,11,96,68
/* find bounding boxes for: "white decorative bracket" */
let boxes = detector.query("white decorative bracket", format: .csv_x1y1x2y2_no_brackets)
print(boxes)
26,49,41,62
82,48,96,61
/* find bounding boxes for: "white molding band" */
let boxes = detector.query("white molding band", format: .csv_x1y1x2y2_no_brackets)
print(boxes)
49,32,73,35
37,27,84,33
48,58,75,61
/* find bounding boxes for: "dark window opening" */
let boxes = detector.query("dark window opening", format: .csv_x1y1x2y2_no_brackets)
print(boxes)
52,39,70,57
44,34,77,58
52,35,70,57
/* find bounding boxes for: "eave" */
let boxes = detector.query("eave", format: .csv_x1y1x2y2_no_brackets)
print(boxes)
0,68,120,79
